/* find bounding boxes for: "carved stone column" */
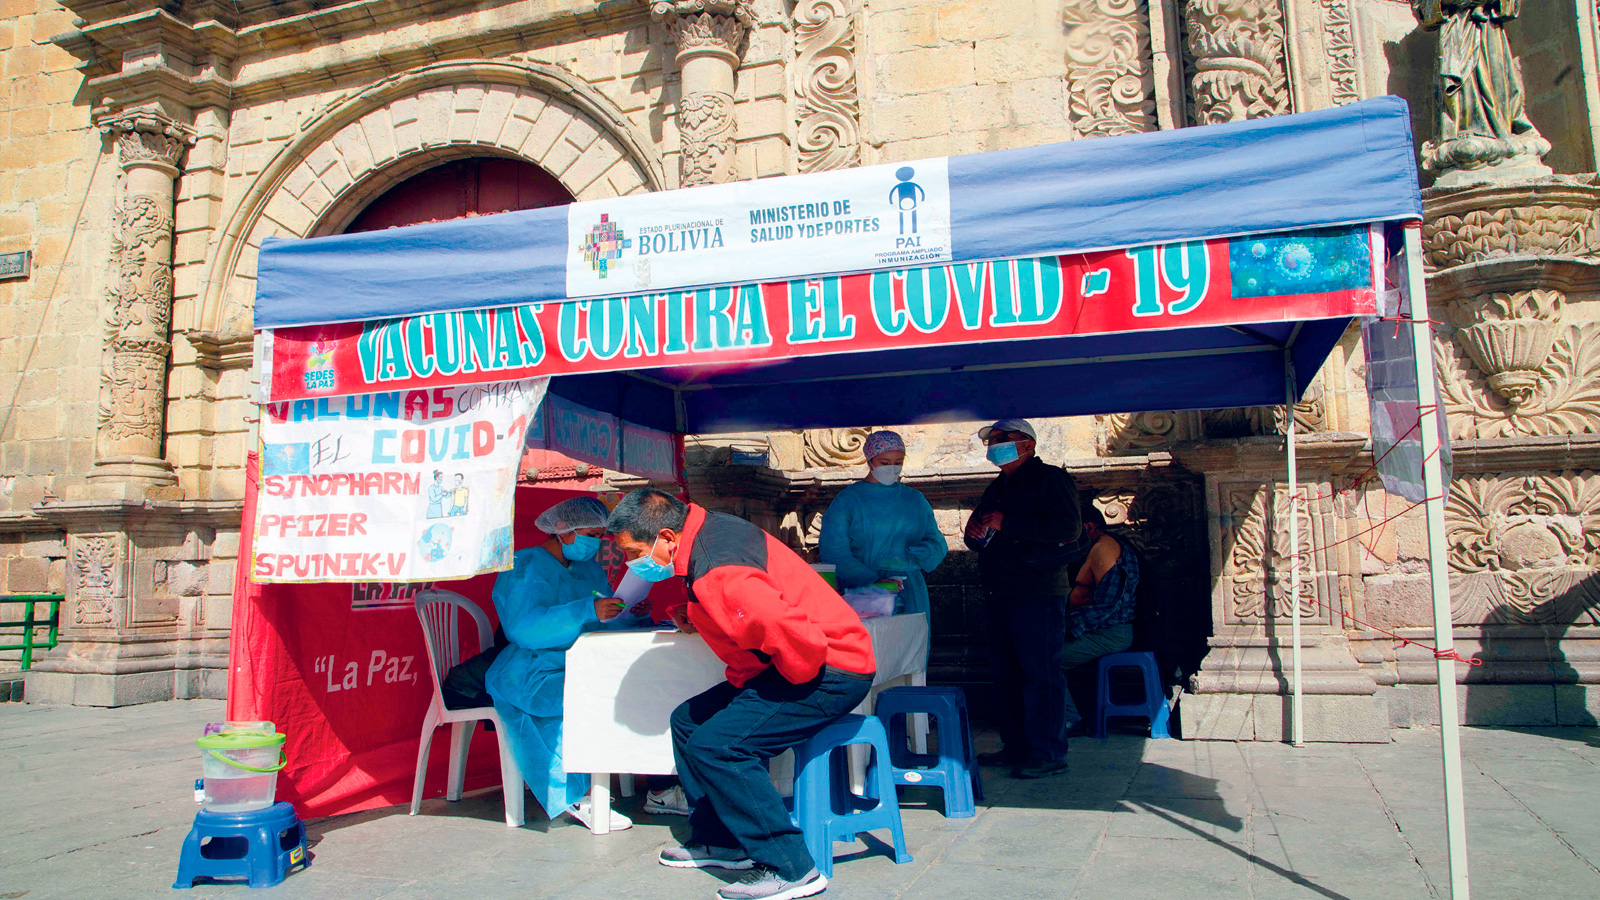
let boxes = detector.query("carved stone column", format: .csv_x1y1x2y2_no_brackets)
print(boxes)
1180,0,1291,125
89,110,194,487
650,0,755,187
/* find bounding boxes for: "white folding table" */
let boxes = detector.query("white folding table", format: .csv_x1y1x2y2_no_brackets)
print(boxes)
563,612,929,834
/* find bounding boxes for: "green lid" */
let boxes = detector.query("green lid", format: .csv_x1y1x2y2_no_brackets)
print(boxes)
198,730,285,750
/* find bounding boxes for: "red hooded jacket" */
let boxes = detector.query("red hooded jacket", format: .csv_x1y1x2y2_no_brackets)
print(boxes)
666,504,876,687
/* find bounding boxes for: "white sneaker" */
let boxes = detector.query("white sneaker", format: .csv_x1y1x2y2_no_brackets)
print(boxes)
717,865,827,900
564,800,632,831
644,785,692,816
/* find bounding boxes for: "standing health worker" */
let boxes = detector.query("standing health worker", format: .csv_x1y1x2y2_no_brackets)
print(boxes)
484,496,635,829
818,430,947,618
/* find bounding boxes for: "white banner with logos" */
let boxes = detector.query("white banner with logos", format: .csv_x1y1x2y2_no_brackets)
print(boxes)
252,379,548,583
566,159,952,298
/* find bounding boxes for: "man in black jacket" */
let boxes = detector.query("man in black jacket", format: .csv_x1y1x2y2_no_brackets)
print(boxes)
964,418,1088,778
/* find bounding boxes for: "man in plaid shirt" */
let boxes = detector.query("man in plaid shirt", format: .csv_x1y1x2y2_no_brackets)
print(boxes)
1063,503,1142,732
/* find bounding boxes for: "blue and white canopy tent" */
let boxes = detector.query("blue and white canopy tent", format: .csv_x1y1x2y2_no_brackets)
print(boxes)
253,97,1470,898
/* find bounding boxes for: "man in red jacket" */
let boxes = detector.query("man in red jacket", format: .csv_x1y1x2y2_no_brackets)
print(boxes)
608,488,876,900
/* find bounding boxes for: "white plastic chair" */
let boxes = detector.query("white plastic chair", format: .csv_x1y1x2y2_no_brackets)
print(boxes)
410,589,525,827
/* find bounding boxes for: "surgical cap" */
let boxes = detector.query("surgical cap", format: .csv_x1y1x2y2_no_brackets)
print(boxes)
862,430,905,462
534,496,610,535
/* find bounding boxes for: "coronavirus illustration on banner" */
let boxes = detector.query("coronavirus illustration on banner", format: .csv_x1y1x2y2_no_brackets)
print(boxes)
252,378,548,583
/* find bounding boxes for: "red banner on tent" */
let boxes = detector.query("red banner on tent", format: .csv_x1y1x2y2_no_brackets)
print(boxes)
262,226,1379,402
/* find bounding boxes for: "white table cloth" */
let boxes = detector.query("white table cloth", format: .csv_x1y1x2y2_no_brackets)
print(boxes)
563,613,929,833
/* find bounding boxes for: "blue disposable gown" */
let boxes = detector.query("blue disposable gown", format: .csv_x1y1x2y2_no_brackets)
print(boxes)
484,547,632,820
818,480,948,618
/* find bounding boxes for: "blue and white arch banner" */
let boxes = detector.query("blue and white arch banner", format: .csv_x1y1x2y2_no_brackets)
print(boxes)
255,97,1422,332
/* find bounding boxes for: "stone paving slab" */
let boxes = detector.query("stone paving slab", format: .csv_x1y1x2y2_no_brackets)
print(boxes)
1,700,1598,899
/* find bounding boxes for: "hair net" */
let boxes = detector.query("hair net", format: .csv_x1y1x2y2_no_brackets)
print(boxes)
535,496,610,535
862,430,905,462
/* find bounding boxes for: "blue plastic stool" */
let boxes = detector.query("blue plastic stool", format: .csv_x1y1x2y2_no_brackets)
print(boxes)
173,801,309,889
1088,651,1171,739
873,686,981,818
790,714,913,877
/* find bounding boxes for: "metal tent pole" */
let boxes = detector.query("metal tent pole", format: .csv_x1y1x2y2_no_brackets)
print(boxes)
1403,222,1470,899
1285,351,1304,747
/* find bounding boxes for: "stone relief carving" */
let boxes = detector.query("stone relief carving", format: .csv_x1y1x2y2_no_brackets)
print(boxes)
779,507,827,555
1435,290,1600,438
1092,482,1202,548
72,535,119,628
1220,482,1331,625
1062,0,1159,137
100,346,172,446
1318,0,1360,107
677,91,738,187
1099,411,1202,455
107,194,174,341
794,0,861,173
104,113,190,172
1446,470,1600,624
655,0,755,61
1097,384,1324,455
653,0,755,188
1421,199,1598,271
1207,383,1327,438
1445,288,1562,410
1412,1,1551,181
802,427,869,467
1180,0,1292,125
1092,489,1140,525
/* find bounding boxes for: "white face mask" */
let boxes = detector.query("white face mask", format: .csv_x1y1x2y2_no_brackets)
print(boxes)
871,464,903,485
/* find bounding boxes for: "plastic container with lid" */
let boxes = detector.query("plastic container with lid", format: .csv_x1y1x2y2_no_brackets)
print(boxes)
197,729,287,813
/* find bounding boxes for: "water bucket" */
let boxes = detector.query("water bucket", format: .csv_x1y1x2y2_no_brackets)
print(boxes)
197,729,287,813
810,563,838,591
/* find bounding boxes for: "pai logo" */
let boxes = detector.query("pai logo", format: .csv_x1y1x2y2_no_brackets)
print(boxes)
580,213,631,278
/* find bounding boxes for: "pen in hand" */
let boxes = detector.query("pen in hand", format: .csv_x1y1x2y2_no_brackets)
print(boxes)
592,591,626,621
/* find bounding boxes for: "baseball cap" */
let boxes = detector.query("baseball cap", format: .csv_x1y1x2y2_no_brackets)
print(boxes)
977,417,1037,442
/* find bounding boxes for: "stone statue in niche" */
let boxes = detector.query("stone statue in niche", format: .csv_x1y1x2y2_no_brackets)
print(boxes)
1411,0,1551,184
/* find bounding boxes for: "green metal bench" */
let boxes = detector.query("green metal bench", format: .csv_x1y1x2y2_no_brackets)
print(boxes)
1,594,62,671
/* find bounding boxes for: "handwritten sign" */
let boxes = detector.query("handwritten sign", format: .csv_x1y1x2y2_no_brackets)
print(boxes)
251,378,548,583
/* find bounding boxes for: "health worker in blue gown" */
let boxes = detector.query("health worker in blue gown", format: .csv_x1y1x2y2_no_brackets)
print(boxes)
484,496,641,829
818,430,948,620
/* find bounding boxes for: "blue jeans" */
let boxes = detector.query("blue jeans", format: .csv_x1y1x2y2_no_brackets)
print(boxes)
671,667,873,880
985,593,1069,763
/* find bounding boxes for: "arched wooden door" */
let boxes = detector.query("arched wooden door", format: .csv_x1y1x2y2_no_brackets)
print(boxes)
343,157,573,233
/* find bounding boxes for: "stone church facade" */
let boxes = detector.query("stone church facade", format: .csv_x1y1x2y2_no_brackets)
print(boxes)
2,1,1597,739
